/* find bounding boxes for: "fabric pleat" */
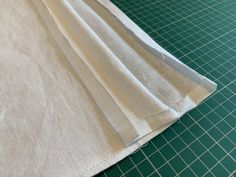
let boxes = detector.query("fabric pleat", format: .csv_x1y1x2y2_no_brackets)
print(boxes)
31,0,216,146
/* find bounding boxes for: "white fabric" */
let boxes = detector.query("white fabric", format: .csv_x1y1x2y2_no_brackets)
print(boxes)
0,0,216,176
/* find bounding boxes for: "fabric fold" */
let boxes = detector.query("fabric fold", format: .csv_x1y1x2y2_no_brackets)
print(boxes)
31,0,216,146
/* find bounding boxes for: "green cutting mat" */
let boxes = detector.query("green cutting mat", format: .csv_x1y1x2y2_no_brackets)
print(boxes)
96,0,236,176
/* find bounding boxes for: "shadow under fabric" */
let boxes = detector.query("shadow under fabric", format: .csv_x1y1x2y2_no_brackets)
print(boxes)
0,0,216,176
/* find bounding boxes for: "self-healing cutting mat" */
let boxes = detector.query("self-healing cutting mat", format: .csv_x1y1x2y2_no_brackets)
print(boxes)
97,0,236,176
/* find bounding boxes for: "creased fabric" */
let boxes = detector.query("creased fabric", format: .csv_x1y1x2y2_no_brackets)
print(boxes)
0,0,216,176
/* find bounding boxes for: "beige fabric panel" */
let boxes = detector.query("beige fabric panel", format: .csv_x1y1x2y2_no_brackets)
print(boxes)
0,0,216,176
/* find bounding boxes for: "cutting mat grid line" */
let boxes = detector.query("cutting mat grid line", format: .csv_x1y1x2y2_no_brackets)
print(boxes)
97,0,236,176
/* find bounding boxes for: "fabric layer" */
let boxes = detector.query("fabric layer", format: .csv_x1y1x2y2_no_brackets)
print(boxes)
0,0,216,176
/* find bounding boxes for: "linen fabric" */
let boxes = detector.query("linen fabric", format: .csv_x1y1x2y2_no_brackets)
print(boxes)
0,0,216,176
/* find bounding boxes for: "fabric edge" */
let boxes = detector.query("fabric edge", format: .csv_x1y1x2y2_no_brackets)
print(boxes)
82,76,217,177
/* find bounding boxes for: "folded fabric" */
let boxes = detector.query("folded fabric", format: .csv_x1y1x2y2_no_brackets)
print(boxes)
0,0,216,176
